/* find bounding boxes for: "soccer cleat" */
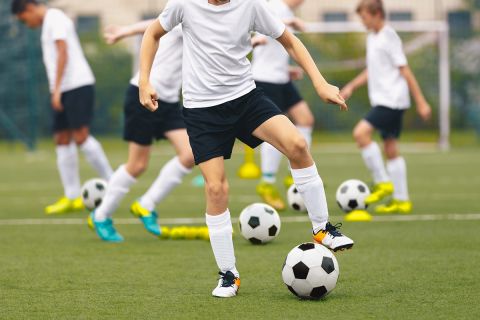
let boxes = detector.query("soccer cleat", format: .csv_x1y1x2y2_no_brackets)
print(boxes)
313,222,354,252
256,181,286,211
283,174,294,188
375,199,413,214
344,209,373,222
89,212,124,242
365,182,394,205
212,271,240,298
45,196,84,215
130,201,161,236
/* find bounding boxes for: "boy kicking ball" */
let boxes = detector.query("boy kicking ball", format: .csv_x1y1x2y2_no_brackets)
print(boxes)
341,0,431,218
139,0,354,298
12,0,113,215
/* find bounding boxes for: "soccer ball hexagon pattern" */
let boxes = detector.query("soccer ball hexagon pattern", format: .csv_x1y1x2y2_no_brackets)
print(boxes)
335,179,370,213
81,178,108,211
238,203,281,244
287,184,307,212
282,242,339,300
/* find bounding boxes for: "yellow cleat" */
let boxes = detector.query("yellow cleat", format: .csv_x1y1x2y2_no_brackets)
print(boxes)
256,182,286,211
45,196,84,215
365,182,394,205
283,175,294,188
375,199,413,214
130,201,150,217
344,209,373,222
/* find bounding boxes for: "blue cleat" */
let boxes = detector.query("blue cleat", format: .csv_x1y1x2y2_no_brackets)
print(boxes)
89,212,124,243
130,201,161,236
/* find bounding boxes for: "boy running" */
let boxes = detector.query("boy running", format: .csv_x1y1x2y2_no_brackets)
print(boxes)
341,0,431,216
12,0,113,215
139,0,354,298
87,22,194,242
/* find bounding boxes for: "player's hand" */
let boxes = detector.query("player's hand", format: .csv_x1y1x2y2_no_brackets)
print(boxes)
51,90,63,112
417,100,432,121
316,83,348,111
285,18,306,32
139,82,159,112
289,66,304,81
340,85,354,101
103,25,125,45
251,36,267,48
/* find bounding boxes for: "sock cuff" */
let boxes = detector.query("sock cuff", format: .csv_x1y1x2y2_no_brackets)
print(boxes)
117,164,137,185
291,164,321,186
206,209,231,227
387,156,405,166
362,141,380,153
79,135,97,151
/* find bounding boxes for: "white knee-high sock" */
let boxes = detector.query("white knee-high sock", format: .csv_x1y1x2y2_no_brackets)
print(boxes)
361,142,390,184
387,157,409,201
291,164,328,232
94,165,136,221
296,126,313,148
56,143,81,200
260,142,282,183
80,136,113,181
206,210,238,275
139,157,192,211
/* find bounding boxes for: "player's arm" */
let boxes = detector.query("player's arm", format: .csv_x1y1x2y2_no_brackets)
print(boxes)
104,19,155,44
276,29,347,110
283,17,305,32
340,69,368,100
400,66,431,121
138,20,167,112
52,40,68,111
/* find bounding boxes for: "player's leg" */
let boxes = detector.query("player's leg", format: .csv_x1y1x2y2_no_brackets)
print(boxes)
252,114,354,251
199,157,240,297
353,117,393,204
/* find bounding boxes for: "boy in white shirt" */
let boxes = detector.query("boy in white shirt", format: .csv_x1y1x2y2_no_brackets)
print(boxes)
252,0,313,211
139,0,354,298
12,0,113,215
341,0,431,217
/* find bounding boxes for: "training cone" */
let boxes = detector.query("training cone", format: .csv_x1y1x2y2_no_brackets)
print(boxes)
344,210,373,222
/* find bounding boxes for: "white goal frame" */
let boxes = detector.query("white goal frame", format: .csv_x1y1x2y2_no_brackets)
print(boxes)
303,21,450,151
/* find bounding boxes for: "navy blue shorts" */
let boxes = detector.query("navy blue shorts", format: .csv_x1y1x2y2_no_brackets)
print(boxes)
255,81,303,113
364,106,406,140
53,85,94,132
182,88,282,165
123,85,185,146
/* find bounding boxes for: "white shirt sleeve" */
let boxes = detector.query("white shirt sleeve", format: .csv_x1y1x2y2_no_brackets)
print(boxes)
158,0,184,32
386,32,407,67
50,11,68,41
252,0,286,39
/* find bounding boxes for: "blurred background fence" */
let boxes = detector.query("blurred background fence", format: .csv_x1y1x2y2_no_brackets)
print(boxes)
1,0,480,150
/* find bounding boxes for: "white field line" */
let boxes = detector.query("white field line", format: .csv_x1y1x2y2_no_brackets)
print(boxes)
1,213,480,227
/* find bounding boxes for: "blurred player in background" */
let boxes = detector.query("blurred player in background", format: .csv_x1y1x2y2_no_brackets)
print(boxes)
252,0,312,211
341,0,431,216
139,0,354,298
11,0,113,215
87,22,194,242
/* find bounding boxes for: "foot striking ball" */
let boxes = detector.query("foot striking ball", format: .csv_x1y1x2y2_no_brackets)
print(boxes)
81,178,108,211
282,242,339,300
287,184,306,212
336,179,370,213
238,203,281,244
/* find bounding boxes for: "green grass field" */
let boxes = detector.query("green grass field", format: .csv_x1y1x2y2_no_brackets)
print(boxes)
1,136,480,319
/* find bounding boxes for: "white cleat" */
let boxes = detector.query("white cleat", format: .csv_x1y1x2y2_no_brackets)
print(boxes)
313,222,354,252
212,271,240,298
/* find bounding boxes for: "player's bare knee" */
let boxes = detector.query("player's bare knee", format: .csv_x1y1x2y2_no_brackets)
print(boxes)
286,136,309,161
54,132,71,145
206,179,228,200
127,161,148,177
72,129,89,145
178,152,195,169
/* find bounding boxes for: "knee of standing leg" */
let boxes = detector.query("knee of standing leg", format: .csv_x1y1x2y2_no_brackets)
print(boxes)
206,180,227,199
352,126,363,142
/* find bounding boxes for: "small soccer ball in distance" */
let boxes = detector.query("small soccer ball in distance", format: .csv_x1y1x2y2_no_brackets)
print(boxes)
335,179,370,213
81,178,108,211
287,184,306,212
282,242,339,300
238,203,281,244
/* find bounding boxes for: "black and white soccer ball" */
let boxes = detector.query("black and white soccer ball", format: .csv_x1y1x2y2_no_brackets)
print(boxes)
282,242,339,300
287,184,306,212
335,179,370,213
238,203,281,244
81,178,107,211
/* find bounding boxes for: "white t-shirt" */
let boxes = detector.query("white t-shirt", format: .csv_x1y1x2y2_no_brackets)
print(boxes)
131,25,183,104
251,0,292,84
41,8,95,93
367,25,410,109
159,0,286,108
